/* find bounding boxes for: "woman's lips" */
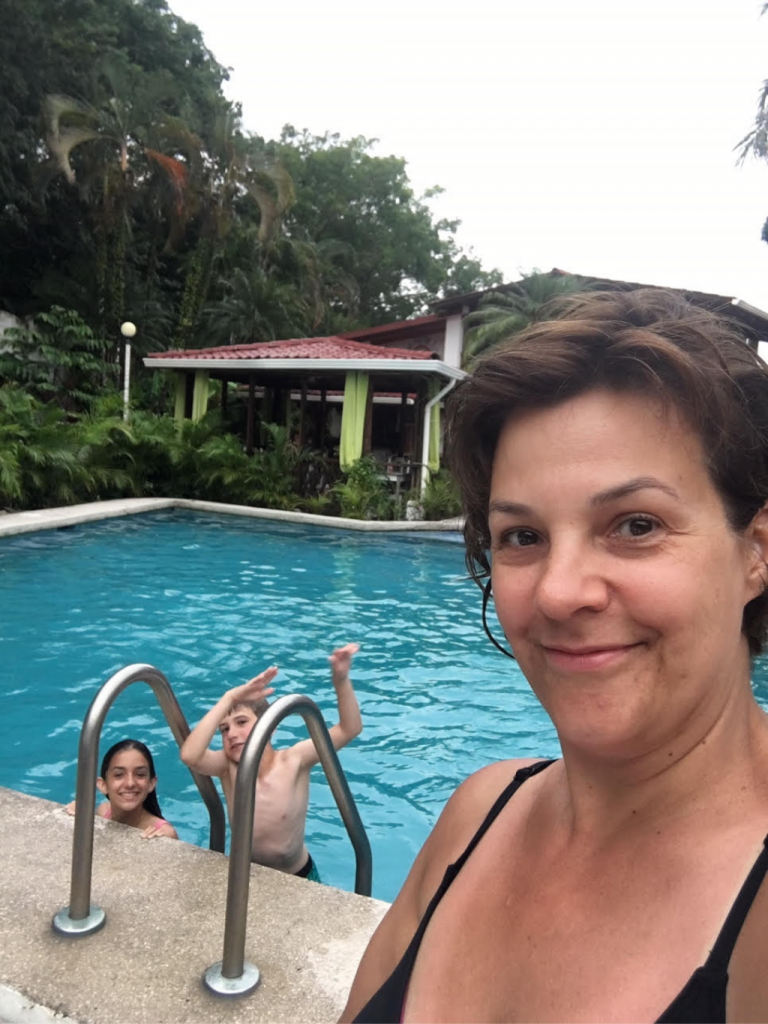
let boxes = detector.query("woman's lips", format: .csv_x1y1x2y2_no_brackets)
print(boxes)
543,643,642,671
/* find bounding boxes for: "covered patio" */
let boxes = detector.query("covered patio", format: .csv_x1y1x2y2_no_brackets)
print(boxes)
144,336,465,494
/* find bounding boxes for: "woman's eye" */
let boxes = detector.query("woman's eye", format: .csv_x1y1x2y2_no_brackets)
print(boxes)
506,528,540,547
616,516,657,538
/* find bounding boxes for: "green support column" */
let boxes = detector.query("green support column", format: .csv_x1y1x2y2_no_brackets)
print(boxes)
339,371,369,470
427,378,441,473
191,370,210,421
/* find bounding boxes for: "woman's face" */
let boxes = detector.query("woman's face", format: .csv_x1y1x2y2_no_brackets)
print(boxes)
488,388,766,761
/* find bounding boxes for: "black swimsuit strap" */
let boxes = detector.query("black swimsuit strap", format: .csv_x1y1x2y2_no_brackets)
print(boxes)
701,834,768,974
448,759,556,878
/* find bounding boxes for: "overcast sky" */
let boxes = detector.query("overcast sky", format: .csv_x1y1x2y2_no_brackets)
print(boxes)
170,0,768,307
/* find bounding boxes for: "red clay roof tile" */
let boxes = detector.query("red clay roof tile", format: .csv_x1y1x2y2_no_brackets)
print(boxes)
147,336,437,361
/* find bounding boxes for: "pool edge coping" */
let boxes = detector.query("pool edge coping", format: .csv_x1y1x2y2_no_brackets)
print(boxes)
0,498,464,538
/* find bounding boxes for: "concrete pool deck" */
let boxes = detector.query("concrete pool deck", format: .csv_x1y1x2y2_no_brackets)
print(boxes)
0,787,388,1023
0,498,463,539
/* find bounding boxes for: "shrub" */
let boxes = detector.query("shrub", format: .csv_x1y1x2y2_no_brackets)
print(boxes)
421,469,462,521
332,456,391,520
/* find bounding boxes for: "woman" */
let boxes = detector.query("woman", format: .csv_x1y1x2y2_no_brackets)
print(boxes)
341,289,768,1023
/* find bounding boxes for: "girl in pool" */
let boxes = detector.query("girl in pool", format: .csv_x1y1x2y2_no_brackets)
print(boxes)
67,738,178,840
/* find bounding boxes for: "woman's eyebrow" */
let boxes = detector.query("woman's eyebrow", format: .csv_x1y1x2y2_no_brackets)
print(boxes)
489,478,681,518
589,476,681,507
488,500,531,517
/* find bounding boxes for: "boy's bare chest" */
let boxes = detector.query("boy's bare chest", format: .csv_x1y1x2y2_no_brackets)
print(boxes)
222,756,309,819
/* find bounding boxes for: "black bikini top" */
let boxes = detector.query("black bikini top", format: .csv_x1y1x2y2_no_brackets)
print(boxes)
353,760,768,1024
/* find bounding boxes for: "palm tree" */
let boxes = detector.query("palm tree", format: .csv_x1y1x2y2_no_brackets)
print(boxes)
202,266,311,345
171,113,297,349
43,58,191,341
463,270,588,367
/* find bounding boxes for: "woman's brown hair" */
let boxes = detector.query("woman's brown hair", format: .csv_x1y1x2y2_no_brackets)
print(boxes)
446,288,768,653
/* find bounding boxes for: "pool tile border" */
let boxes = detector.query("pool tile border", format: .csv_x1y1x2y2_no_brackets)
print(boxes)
0,498,463,538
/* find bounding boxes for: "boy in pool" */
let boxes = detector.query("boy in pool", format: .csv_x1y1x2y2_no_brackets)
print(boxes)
180,643,362,880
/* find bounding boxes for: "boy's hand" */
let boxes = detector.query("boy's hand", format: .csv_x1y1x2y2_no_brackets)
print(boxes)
329,643,360,687
228,666,278,705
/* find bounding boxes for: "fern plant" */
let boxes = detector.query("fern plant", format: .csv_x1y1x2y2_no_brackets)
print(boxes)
332,456,391,520
421,470,462,521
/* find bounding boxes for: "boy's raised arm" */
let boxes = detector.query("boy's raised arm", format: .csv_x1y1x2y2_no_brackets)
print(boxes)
330,643,363,746
295,644,362,769
180,668,277,776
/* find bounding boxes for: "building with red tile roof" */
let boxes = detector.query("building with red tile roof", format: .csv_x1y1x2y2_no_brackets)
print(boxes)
144,333,464,493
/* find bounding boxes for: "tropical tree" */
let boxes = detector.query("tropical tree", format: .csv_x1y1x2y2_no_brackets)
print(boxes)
42,56,193,342
738,7,768,243
462,270,589,367
0,0,232,343
201,267,311,345
168,111,298,350
0,306,111,412
275,128,502,328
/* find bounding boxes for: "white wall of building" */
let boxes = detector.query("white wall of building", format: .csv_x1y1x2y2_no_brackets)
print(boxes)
442,314,464,368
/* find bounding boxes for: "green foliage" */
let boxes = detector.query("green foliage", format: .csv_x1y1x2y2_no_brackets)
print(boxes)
0,387,309,512
294,495,334,515
0,306,111,412
192,421,302,508
0,385,131,509
0,0,499,351
463,270,588,367
332,456,391,520
0,0,231,336
421,470,462,521
275,128,502,327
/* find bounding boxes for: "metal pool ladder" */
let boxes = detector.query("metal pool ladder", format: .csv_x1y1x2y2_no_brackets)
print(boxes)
203,693,372,997
52,663,226,937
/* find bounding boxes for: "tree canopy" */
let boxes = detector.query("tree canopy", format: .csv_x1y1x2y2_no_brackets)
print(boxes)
0,0,500,355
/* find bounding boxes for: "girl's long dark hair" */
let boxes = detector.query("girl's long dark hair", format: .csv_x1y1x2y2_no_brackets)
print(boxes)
100,739,163,818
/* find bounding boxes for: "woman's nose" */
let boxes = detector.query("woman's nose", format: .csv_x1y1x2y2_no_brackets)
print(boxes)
534,542,610,620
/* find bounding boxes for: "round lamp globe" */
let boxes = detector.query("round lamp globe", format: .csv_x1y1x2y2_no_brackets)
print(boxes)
120,321,137,338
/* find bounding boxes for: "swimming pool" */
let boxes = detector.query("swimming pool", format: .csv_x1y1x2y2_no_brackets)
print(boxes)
2,510,767,902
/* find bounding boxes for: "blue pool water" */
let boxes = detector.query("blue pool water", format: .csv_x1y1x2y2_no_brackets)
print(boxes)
2,510,767,902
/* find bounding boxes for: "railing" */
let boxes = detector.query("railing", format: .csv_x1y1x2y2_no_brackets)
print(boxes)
52,663,226,937
203,693,372,997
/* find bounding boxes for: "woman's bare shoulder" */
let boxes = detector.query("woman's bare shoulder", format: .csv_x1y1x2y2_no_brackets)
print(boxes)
445,758,548,822
413,758,546,891
338,757,547,1022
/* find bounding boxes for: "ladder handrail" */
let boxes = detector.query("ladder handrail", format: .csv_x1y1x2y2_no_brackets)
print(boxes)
211,693,372,989
54,663,226,932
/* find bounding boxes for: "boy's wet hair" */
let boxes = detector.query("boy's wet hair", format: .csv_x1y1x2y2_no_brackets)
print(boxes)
228,697,271,719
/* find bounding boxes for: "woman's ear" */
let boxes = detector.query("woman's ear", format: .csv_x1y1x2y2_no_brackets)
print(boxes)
148,777,157,793
744,503,768,600
96,776,108,796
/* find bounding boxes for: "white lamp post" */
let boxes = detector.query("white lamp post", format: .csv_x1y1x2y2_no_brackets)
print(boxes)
120,321,136,421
